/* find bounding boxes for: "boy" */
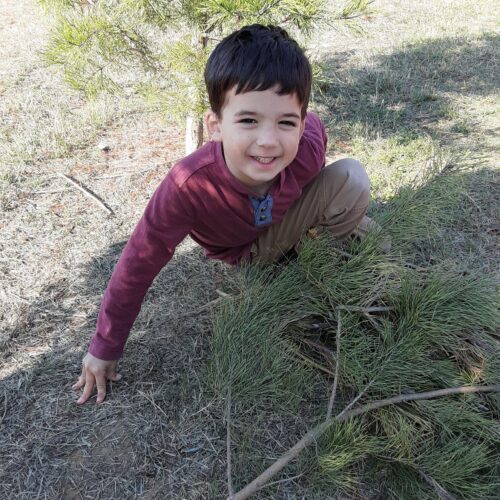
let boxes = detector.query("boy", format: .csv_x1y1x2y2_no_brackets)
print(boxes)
73,24,370,404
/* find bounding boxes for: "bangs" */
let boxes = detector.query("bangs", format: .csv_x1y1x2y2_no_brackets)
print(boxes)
205,25,311,117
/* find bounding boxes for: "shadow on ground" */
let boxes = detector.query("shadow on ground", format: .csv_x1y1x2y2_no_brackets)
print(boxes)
317,33,499,143
0,242,232,499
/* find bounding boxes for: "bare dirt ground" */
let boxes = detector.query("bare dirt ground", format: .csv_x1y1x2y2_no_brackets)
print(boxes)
0,1,498,499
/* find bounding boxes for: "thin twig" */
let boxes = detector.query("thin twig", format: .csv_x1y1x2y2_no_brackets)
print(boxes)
464,192,481,212
0,388,7,425
32,189,68,195
418,470,457,500
138,390,169,421
301,338,334,357
290,346,335,376
226,389,234,499
330,247,353,258
231,384,500,500
190,297,223,314
326,310,341,420
340,385,500,419
362,312,383,331
257,0,282,17
335,379,375,421
189,290,232,315
58,173,114,215
256,473,304,492
337,305,393,313
93,166,158,180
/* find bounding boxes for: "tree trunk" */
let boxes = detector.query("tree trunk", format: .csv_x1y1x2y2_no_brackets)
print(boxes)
197,117,204,149
185,114,196,155
185,115,204,155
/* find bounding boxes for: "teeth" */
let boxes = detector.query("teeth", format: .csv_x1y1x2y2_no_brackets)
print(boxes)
254,156,274,164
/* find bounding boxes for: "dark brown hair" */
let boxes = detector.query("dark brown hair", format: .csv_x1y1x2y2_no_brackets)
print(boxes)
204,24,312,118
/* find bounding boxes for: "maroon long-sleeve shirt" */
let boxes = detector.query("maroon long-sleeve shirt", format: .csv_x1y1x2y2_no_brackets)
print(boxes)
89,112,327,360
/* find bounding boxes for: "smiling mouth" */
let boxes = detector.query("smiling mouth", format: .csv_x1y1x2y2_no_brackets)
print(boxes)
252,156,276,164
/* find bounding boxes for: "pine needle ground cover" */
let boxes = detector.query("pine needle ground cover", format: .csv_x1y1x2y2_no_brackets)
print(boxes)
207,166,500,498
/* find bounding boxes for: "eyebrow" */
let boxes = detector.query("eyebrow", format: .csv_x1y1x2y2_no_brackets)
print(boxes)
234,110,301,119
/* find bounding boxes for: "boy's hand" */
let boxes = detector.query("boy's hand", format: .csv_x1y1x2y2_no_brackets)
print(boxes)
72,352,122,404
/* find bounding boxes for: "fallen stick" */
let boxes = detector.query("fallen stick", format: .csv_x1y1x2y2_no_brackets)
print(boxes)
337,305,393,313
94,165,159,179
58,173,114,215
0,388,7,425
418,470,457,500
231,384,500,500
326,310,341,420
330,247,353,258
226,390,234,499
326,304,393,418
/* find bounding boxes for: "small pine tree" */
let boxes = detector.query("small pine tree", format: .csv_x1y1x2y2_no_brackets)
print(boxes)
39,0,372,152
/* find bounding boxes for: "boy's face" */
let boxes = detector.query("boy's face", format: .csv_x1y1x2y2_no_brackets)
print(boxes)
206,86,306,192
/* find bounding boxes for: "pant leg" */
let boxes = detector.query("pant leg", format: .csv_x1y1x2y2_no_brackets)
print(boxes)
251,158,370,264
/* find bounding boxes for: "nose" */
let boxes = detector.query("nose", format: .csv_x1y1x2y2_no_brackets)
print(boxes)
256,125,279,148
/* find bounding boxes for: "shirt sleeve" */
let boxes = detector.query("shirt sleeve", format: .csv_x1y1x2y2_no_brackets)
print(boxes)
88,174,195,360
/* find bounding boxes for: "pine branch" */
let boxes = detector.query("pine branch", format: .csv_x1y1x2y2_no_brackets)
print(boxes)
257,0,283,17
230,384,500,500
340,385,500,419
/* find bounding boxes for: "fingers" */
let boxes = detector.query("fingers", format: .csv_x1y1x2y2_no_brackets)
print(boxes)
77,372,96,405
74,369,122,405
73,354,122,405
107,372,122,382
72,372,86,391
95,373,107,404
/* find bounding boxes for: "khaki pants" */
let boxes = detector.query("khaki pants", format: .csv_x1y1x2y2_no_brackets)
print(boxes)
250,158,370,264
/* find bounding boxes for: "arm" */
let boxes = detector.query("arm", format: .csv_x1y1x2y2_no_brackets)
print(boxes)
74,173,195,403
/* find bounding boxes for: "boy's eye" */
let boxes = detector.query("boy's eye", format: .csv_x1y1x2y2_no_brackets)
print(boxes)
279,120,297,127
238,118,257,124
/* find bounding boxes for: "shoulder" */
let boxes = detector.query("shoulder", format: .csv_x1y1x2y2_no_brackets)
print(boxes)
305,111,323,128
148,142,218,219
302,112,327,143
299,112,328,155
167,142,217,188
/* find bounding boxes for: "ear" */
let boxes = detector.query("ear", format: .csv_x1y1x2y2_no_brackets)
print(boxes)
205,110,222,142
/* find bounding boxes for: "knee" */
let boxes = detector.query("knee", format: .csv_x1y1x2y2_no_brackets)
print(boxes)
323,158,370,204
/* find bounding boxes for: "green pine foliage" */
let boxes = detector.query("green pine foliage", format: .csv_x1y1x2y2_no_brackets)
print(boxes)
207,164,499,497
315,419,384,490
207,262,321,410
40,1,371,128
43,5,160,97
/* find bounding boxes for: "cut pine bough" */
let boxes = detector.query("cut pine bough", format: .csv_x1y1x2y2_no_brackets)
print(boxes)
231,384,500,500
209,228,499,499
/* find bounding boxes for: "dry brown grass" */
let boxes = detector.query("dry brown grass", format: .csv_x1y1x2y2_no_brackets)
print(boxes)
0,0,498,498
